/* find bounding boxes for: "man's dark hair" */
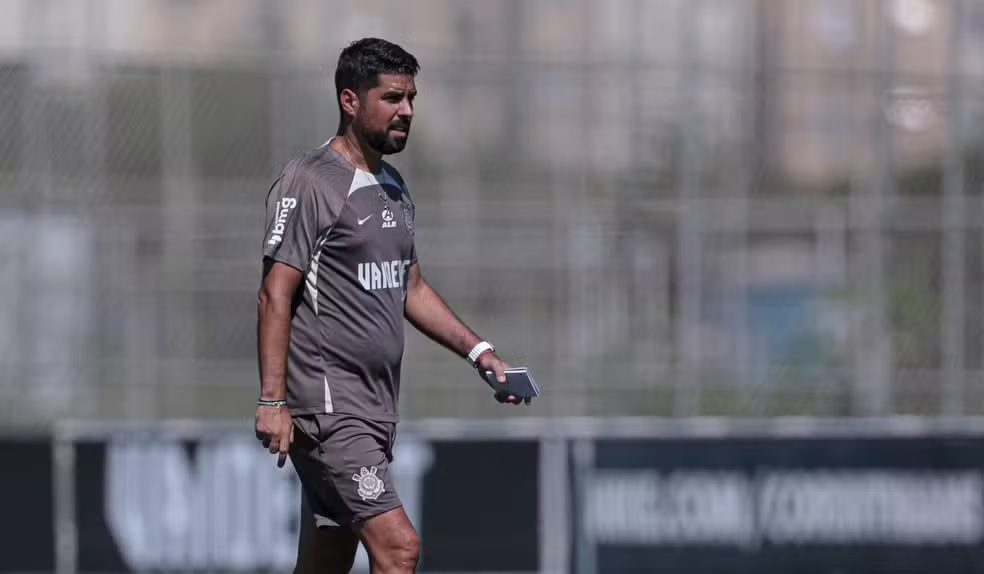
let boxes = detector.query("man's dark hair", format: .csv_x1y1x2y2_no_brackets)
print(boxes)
335,38,419,105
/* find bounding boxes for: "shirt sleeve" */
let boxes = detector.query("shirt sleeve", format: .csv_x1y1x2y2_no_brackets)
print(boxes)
262,160,322,272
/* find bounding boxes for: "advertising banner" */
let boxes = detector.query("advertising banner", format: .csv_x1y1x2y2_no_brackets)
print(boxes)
68,431,538,573
577,436,984,573
0,439,55,573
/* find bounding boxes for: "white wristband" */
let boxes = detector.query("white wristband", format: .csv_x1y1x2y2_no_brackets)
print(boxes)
467,341,495,366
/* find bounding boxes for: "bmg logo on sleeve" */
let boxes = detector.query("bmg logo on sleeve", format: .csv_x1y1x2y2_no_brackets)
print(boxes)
267,197,297,246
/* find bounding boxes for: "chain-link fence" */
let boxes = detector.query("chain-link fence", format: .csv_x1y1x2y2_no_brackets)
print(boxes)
1,0,984,429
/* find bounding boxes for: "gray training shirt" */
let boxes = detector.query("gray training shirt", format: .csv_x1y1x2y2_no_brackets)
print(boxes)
262,142,416,422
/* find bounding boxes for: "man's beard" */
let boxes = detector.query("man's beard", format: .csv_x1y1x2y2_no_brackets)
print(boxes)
363,124,409,155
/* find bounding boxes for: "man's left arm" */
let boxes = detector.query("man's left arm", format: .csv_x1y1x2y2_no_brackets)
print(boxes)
403,263,522,403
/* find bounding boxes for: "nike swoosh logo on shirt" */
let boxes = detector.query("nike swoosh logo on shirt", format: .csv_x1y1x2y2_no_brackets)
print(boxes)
357,214,373,226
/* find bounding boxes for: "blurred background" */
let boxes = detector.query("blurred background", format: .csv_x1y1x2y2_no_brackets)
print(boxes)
4,0,984,426
4,1,984,573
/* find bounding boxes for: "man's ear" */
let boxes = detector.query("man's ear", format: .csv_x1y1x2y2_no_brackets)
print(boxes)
339,88,360,119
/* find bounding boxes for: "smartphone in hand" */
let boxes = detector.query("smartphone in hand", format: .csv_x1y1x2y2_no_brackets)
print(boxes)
483,367,541,400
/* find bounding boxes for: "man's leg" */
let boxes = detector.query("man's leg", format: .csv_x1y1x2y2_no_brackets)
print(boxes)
294,492,360,574
353,506,420,574
293,414,409,572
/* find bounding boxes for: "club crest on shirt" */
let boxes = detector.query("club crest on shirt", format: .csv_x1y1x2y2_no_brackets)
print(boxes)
402,202,414,235
353,466,385,501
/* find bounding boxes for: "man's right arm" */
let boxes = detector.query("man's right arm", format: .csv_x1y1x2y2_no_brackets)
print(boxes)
255,259,304,467
257,159,320,399
257,259,304,400
255,158,327,466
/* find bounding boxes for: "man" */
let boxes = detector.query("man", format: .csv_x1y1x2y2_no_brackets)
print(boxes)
255,38,524,574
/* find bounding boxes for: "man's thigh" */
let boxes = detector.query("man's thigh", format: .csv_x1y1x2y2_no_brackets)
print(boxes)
290,414,403,527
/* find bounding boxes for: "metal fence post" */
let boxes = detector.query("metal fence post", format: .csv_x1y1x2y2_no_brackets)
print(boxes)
942,0,967,416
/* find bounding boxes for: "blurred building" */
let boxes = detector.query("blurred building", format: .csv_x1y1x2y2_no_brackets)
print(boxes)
764,0,949,188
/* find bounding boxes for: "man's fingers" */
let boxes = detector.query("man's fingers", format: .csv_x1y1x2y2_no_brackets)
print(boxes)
268,436,280,454
494,391,523,404
277,432,290,468
289,424,295,444
495,365,507,384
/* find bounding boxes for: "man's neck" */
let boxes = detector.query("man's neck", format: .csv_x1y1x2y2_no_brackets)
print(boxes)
330,131,381,173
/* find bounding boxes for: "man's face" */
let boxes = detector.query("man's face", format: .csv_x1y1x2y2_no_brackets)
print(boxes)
354,73,417,155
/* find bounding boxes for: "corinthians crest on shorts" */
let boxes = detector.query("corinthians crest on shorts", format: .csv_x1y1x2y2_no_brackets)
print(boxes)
353,466,385,501
402,202,414,235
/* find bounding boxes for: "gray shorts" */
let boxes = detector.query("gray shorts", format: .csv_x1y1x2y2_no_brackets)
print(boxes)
290,414,403,527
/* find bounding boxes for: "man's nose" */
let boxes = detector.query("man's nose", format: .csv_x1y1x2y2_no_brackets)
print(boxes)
398,98,413,119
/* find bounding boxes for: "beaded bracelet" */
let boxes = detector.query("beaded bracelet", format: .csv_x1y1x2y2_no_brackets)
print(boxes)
257,398,287,407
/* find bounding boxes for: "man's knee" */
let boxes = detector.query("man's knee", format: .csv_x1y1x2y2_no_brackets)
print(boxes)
378,528,420,571
396,529,421,568
358,507,420,573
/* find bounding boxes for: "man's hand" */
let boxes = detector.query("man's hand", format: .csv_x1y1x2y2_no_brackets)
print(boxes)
475,352,529,406
254,404,295,467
